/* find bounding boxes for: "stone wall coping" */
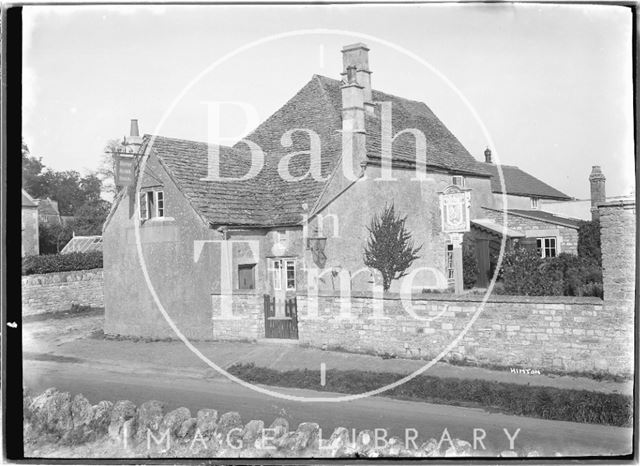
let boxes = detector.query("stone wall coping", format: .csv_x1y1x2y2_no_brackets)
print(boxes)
598,199,636,209
22,268,104,284
211,290,603,305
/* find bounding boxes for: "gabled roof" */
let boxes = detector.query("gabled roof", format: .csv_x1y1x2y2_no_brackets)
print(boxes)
146,75,492,228
22,189,37,207
480,163,571,200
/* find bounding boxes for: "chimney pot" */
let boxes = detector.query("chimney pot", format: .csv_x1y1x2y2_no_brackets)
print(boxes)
484,147,492,164
130,119,140,137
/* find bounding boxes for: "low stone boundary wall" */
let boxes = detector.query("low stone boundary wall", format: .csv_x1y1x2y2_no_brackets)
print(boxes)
212,292,264,341
295,293,627,376
22,269,104,316
23,387,532,458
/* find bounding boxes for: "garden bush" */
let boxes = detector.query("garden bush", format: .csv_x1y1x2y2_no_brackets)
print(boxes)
462,243,479,289
498,246,603,297
22,251,103,275
578,219,601,266
500,245,563,296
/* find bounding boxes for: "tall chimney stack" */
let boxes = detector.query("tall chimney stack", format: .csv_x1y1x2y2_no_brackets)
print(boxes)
484,147,492,164
589,165,606,221
124,118,143,154
341,64,366,176
341,43,374,113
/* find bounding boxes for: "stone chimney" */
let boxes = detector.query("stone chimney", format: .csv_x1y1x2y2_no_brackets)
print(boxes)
484,147,492,164
124,119,143,154
341,65,366,177
341,43,374,113
589,166,606,220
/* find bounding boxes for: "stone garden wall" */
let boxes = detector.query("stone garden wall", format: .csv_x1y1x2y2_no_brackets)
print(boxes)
295,292,628,375
22,269,104,316
211,292,264,341
23,387,529,458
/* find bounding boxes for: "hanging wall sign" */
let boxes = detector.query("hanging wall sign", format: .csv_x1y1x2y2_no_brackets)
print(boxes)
114,153,135,187
438,185,471,233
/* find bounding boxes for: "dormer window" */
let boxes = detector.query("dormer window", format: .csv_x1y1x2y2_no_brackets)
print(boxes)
139,190,165,221
452,175,465,187
530,197,540,209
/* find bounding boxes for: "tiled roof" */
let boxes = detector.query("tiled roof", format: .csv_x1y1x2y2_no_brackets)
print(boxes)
483,207,583,229
480,163,571,200
148,75,492,227
60,235,103,254
471,219,525,238
507,209,583,229
22,189,37,207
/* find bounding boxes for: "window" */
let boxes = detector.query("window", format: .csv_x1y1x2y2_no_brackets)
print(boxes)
446,244,455,281
238,264,256,290
139,192,148,220
271,260,282,290
452,176,465,187
285,259,296,290
536,237,557,258
530,197,539,209
139,190,164,221
156,191,164,217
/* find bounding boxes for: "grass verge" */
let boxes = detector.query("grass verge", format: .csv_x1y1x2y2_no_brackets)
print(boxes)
228,363,632,428
23,306,104,323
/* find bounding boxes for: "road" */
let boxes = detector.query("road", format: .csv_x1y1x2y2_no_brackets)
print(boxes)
24,359,632,457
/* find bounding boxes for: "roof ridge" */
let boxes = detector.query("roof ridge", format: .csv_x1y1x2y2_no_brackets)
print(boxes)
143,134,240,153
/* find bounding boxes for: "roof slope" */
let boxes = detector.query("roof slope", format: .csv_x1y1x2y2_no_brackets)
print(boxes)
481,163,571,200
482,206,583,229
22,189,37,207
149,136,276,226
507,208,583,228
145,75,559,227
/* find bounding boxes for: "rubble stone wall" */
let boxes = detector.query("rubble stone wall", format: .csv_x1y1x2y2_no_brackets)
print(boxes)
22,269,104,316
23,387,533,458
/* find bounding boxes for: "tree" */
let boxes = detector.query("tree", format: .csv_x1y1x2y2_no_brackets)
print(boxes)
39,222,74,254
363,204,422,292
578,219,601,266
72,199,111,235
22,139,45,194
99,138,125,198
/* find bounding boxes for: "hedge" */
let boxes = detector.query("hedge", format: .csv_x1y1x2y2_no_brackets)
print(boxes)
22,251,103,275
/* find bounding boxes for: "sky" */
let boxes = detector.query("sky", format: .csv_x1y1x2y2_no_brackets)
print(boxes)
23,3,635,200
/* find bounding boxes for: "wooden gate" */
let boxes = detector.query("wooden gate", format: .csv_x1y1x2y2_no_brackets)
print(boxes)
264,294,299,339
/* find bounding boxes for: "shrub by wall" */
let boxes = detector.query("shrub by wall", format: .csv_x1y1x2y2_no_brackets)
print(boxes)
499,247,602,297
578,219,601,266
500,246,563,296
22,251,103,275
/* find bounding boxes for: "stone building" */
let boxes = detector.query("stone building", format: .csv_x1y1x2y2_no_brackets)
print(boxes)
21,189,39,256
35,197,62,225
103,43,577,340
